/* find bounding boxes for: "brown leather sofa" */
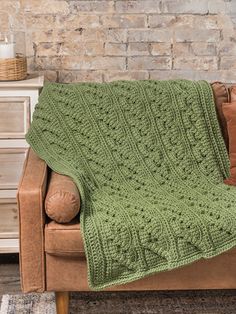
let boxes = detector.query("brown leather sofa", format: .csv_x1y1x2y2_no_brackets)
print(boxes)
17,82,236,314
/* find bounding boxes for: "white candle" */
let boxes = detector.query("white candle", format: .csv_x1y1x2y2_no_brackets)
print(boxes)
0,42,15,59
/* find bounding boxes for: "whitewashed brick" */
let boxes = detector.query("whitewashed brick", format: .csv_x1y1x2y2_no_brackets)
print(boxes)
61,56,126,71
149,70,233,82
22,0,69,14
59,70,103,82
128,29,173,42
33,57,62,71
175,28,220,43
59,42,104,56
151,43,172,56
116,0,161,13
162,0,208,14
127,43,150,56
106,29,127,43
219,41,236,56
57,14,100,28
208,0,227,14
149,15,219,30
101,14,147,28
69,1,114,13
148,15,176,28
174,57,218,71
36,43,59,57
173,43,216,57
60,29,107,43
128,56,171,70
3,0,236,83
191,43,216,56
104,71,149,81
25,14,57,29
220,56,236,70
105,43,126,56
173,43,191,57
226,1,236,14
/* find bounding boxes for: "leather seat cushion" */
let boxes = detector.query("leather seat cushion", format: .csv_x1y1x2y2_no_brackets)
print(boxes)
45,219,85,257
45,220,236,260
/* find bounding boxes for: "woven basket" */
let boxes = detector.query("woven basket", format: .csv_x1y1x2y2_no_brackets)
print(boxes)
0,55,27,81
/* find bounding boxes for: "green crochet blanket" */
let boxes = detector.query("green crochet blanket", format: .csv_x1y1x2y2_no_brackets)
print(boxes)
26,80,236,290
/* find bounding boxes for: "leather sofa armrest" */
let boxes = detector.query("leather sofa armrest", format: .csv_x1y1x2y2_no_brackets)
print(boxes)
17,148,48,293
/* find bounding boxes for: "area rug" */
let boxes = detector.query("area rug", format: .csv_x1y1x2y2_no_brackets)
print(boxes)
1,291,236,314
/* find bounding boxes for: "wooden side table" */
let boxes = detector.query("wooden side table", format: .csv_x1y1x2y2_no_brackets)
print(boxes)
0,75,44,253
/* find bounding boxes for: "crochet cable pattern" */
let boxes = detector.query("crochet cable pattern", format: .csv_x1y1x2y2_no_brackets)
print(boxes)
26,80,236,290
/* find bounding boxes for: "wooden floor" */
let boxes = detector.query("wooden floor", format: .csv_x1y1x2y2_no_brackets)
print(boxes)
0,254,21,297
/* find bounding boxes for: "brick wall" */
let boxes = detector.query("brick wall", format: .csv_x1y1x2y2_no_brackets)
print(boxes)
1,0,236,82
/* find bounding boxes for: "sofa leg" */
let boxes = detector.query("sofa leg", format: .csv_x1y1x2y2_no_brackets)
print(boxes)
55,291,70,314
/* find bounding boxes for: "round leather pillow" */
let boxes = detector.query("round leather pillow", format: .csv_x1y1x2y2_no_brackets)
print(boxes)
45,172,80,223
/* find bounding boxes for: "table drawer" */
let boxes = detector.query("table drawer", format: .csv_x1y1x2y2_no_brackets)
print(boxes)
0,148,27,190
0,194,18,239
0,97,30,139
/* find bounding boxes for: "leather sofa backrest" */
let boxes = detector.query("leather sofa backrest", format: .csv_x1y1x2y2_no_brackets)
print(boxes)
211,82,230,150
